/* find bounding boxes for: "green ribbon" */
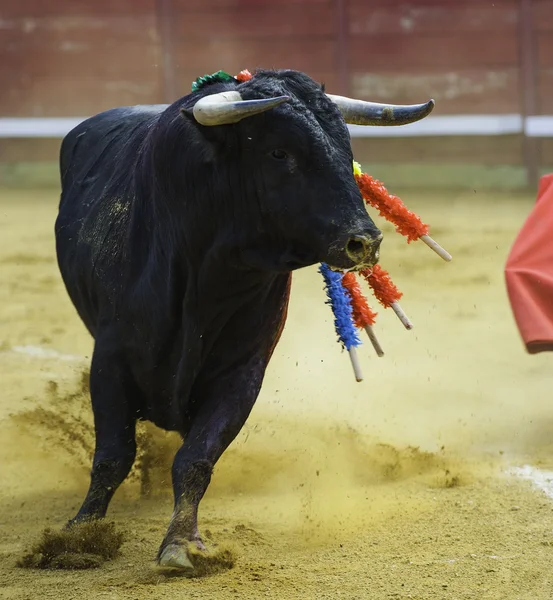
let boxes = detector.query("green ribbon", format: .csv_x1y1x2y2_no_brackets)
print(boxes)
191,70,235,92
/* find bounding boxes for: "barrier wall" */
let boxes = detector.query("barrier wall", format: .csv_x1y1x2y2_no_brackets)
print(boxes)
1,0,551,188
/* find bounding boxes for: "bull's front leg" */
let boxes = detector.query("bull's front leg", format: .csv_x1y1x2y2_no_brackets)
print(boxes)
157,356,266,570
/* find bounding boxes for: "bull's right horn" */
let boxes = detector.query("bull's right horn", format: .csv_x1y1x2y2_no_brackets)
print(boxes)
191,91,290,126
327,95,435,126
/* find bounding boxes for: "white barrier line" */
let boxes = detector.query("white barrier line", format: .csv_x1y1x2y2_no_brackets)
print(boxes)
1,114,552,138
508,465,553,501
525,116,553,137
0,118,88,138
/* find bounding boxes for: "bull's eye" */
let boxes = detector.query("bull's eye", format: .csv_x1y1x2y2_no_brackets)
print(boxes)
271,149,288,160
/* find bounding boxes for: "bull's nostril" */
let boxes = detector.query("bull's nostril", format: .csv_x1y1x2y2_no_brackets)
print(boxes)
345,236,368,260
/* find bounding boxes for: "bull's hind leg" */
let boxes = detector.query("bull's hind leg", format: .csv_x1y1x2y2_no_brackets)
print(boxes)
68,337,137,525
157,359,264,570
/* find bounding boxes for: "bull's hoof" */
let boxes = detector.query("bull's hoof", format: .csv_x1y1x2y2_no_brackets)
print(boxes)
157,544,194,571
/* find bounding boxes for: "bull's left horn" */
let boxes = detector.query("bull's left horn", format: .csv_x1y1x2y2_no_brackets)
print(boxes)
326,95,435,126
191,91,290,126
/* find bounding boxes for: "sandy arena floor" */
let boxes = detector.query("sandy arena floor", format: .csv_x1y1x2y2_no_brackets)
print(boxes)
1,187,553,599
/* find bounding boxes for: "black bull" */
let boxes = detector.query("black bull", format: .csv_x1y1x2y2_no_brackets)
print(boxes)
54,69,433,569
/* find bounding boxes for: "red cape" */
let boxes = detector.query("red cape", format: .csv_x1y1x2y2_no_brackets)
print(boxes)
505,174,553,353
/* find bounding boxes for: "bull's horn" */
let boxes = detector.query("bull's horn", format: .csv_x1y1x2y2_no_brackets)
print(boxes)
192,91,290,126
326,95,435,126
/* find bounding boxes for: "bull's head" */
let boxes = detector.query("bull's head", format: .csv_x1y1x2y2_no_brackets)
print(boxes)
182,70,434,272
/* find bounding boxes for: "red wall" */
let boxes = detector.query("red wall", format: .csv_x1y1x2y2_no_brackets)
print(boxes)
1,0,552,169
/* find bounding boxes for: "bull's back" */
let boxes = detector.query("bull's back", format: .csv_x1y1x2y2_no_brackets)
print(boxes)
58,105,166,211
55,105,166,334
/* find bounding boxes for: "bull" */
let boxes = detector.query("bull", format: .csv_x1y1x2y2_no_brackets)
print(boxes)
55,69,433,570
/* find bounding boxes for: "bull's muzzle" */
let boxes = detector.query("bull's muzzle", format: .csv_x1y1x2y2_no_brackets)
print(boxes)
345,233,383,267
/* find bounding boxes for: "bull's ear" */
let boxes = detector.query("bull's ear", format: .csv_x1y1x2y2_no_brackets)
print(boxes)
179,107,218,163
180,107,194,120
